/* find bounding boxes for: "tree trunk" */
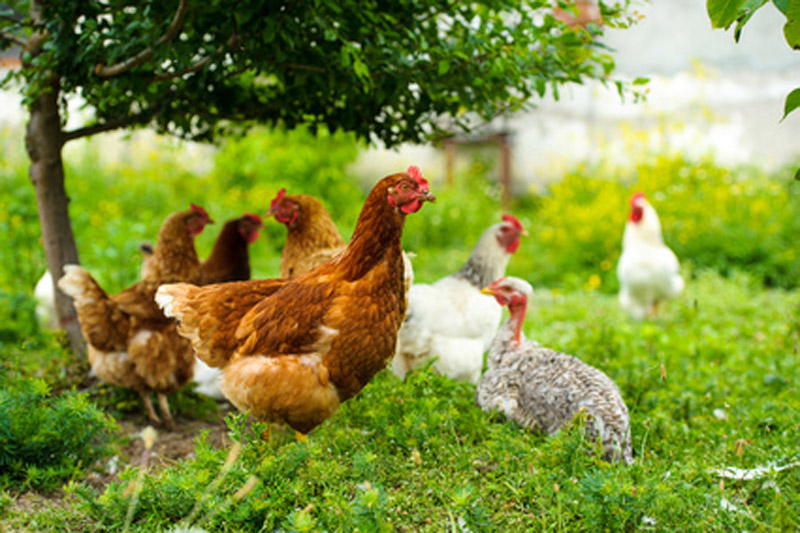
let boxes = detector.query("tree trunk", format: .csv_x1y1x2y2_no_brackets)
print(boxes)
26,79,85,354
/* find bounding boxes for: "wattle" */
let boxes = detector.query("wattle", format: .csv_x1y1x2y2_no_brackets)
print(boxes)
505,238,520,254
400,199,423,214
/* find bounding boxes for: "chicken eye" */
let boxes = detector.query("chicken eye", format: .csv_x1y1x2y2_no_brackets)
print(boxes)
400,183,409,191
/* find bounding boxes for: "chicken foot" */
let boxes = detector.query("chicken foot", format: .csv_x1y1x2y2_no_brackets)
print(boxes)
157,393,176,430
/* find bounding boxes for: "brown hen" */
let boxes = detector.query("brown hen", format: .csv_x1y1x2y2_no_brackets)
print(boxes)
200,213,263,284
268,191,346,279
157,168,434,434
57,205,212,428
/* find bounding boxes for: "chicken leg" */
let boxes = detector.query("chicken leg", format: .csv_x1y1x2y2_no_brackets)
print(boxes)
157,393,176,430
140,391,161,425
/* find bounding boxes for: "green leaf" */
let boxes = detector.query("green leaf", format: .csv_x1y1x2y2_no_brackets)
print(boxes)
773,0,790,15
780,87,800,121
437,60,450,76
339,46,351,68
733,0,767,41
794,167,800,181
353,59,369,79
707,0,747,29
783,0,800,48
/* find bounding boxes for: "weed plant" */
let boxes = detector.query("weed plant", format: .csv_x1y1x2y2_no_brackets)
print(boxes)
0,369,117,493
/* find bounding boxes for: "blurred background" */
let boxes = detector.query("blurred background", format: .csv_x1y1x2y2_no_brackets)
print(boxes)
1,0,798,296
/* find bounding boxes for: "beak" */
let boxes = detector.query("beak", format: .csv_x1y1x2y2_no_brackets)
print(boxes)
208,218,215,224
421,190,436,203
521,228,529,237
480,286,494,295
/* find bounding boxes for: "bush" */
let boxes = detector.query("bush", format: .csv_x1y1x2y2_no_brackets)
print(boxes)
522,154,800,292
0,372,117,492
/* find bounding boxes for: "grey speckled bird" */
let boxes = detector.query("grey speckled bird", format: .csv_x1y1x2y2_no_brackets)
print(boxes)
476,277,633,464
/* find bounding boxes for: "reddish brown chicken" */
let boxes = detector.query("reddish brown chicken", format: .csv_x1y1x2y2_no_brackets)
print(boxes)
142,213,262,284
268,190,346,279
57,205,213,428
142,204,212,284
157,168,435,434
193,213,264,399
200,213,263,284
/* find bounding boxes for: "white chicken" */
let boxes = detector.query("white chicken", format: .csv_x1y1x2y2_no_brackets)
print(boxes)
476,276,633,464
34,243,159,332
392,214,526,384
617,192,684,320
34,270,59,330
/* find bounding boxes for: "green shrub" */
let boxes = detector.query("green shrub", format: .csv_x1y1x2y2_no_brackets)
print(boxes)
522,154,800,292
0,372,117,492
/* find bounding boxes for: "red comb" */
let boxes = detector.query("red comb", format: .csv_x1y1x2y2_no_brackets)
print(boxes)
190,203,209,218
502,214,524,231
407,165,428,189
631,192,645,204
270,188,287,210
243,213,263,225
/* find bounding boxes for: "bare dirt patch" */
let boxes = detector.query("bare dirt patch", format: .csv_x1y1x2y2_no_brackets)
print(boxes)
3,402,235,526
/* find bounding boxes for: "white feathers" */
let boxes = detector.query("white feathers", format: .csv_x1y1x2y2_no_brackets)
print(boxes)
617,196,684,319
397,277,501,383
34,270,59,330
130,329,153,346
393,221,520,384
154,285,178,318
191,358,225,400
56,264,95,305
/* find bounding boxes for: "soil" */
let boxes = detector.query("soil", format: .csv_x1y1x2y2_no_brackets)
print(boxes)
4,402,235,524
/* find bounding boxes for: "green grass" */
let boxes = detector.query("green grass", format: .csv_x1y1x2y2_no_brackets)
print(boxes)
0,126,798,530
3,271,798,531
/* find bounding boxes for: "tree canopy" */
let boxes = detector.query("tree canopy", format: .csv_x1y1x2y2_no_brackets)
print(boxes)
2,0,635,146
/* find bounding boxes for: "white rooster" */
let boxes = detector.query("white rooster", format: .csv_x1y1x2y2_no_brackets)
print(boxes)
392,214,526,384
476,276,633,464
617,192,684,320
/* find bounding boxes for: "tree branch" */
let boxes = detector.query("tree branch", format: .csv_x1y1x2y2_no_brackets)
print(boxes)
153,54,212,81
1,13,28,25
281,62,325,73
152,32,239,81
0,31,27,47
94,0,189,78
61,109,157,143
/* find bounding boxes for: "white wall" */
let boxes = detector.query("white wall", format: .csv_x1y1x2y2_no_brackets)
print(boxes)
351,1,800,188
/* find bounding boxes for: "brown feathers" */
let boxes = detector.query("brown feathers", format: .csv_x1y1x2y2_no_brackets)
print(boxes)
268,192,346,279
200,214,263,285
159,170,435,433
143,207,212,283
58,205,212,428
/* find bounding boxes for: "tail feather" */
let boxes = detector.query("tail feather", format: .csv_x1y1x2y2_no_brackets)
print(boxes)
156,279,286,368
157,282,232,367
57,265,106,306
57,264,129,351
